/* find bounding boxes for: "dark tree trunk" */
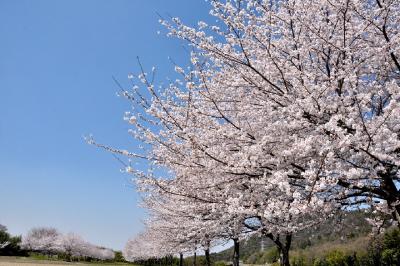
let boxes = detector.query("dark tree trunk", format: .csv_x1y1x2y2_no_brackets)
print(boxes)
278,246,290,266
193,252,196,266
205,248,211,266
264,232,292,266
394,205,400,227
232,238,240,266
179,253,183,266
281,234,292,266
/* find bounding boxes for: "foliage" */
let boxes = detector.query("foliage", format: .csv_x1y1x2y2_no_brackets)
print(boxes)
381,228,400,265
215,210,371,263
0,224,27,256
264,247,280,263
243,246,279,264
289,228,400,266
115,251,128,262
213,261,227,266
227,226,400,266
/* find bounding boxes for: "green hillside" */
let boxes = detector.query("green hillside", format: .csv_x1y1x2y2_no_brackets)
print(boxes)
200,210,400,265
210,210,373,263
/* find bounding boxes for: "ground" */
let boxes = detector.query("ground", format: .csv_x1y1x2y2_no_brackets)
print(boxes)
0,257,130,266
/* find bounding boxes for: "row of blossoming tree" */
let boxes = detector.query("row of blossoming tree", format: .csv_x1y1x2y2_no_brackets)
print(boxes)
20,227,115,261
92,0,400,265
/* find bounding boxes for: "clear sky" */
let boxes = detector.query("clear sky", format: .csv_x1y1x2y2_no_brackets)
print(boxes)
0,0,212,250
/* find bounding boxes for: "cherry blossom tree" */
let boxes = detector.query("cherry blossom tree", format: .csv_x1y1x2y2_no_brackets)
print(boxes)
123,178,251,265
21,228,114,261
93,247,115,261
60,233,86,258
60,233,115,261
155,0,400,225
93,0,400,265
21,227,63,254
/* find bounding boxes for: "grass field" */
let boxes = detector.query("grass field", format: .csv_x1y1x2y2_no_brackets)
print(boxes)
0,257,132,266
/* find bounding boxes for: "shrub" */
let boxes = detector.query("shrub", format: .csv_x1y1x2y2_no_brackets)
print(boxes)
291,254,308,266
381,228,400,265
244,251,262,264
214,261,227,266
263,247,279,263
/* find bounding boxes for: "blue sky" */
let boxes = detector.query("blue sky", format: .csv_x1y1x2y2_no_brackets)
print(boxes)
0,0,212,250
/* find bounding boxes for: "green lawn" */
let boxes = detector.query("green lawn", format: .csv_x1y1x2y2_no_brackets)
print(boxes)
0,257,133,266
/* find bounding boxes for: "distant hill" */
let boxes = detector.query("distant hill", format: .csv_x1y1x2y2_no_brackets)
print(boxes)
210,210,373,263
